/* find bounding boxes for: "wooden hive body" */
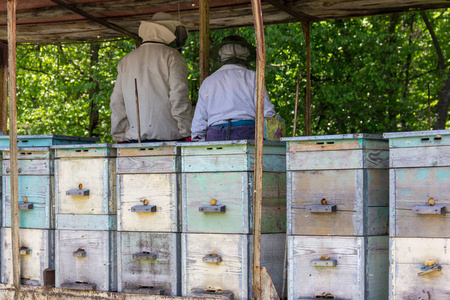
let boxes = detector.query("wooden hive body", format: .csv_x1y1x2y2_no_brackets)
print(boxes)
384,130,450,299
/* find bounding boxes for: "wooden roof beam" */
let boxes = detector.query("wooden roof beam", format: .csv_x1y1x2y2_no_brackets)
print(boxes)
49,0,140,41
264,0,320,22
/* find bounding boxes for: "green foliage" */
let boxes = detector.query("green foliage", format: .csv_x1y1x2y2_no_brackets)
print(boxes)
15,9,449,141
16,40,134,142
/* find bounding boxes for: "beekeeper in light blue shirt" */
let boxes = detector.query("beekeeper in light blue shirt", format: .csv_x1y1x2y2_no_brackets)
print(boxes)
190,35,276,141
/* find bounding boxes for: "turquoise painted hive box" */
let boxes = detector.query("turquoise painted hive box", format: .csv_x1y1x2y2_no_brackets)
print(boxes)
180,140,286,234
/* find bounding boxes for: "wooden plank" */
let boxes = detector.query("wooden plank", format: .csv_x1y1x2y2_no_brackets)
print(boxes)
55,158,116,215
55,146,116,159
7,0,21,294
0,42,6,135
117,146,178,157
199,0,210,85
3,176,53,229
0,284,226,299
117,174,179,232
3,149,52,160
180,142,286,156
56,214,116,231
117,156,179,174
55,230,116,292
117,232,180,295
288,149,388,171
182,154,285,172
390,146,450,168
290,207,388,236
391,237,450,299
287,138,388,152
3,159,51,175
387,132,450,148
288,235,389,300
1,228,53,286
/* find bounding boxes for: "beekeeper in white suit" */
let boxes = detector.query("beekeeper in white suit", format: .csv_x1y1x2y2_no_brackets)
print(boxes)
190,35,275,141
110,12,192,142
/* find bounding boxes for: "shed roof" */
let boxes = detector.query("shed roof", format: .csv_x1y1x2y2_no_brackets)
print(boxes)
1,0,450,43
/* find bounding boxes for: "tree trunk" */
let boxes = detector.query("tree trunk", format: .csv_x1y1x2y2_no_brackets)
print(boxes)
88,43,100,137
435,70,450,129
421,12,449,129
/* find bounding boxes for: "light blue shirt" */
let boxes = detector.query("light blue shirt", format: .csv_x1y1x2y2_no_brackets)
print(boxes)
191,64,276,139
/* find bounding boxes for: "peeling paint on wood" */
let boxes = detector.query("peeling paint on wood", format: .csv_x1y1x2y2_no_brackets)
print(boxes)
1,228,54,286
117,232,180,295
288,235,389,300
182,233,285,300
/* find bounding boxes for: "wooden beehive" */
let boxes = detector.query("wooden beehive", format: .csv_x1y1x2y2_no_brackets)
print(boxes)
384,130,450,300
284,134,389,236
115,143,181,232
181,141,286,234
53,144,116,230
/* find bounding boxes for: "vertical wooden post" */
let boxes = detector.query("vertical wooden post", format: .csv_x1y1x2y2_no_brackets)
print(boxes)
251,0,264,299
199,0,210,85
302,22,311,136
0,43,7,135
7,0,20,297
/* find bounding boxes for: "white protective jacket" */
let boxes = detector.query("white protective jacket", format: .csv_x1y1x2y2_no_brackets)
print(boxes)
191,64,275,140
110,22,192,142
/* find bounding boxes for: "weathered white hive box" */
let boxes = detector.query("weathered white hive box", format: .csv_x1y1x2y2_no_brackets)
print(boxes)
1,228,54,286
115,143,180,232
384,130,450,238
117,231,180,295
384,130,450,300
180,141,286,234
53,144,116,231
55,229,116,292
2,147,54,229
182,233,285,300
283,134,389,236
288,235,389,299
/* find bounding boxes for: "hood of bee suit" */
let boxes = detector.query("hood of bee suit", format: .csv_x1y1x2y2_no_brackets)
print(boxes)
138,12,186,45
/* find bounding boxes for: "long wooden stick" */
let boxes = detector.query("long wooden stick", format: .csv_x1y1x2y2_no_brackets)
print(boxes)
7,0,20,297
134,78,141,143
0,43,7,135
199,0,210,85
251,0,264,299
293,69,300,137
302,22,311,136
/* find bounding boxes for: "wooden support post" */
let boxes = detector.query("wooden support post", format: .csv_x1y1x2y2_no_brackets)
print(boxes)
199,0,210,85
0,43,7,135
7,0,20,297
251,0,264,299
302,22,311,136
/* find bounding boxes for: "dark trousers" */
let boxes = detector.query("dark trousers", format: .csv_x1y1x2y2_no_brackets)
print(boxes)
205,125,255,141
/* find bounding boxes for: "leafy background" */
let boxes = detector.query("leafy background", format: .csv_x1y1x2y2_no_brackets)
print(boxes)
15,9,450,142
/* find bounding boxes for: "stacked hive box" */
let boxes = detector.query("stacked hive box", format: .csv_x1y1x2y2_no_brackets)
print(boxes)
283,134,390,300
53,144,116,291
180,141,286,300
0,135,96,286
384,130,450,299
115,143,181,296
